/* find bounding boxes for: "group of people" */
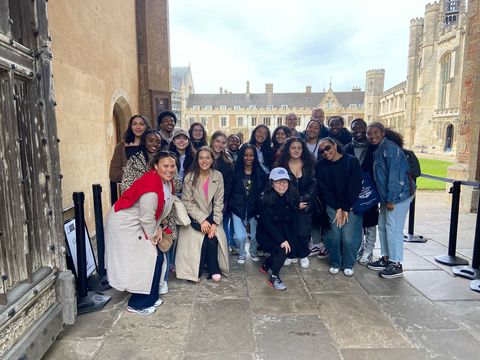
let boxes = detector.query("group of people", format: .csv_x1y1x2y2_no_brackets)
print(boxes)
105,108,416,315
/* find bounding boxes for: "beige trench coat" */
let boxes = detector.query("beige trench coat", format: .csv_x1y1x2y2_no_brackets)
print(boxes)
175,170,229,282
105,192,166,294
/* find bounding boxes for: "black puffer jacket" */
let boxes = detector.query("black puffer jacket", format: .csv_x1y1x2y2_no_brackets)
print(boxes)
228,167,267,219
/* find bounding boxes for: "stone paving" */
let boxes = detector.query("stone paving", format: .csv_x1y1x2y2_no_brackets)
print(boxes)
44,191,480,359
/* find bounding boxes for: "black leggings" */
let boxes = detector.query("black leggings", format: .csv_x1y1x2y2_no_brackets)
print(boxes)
198,235,220,277
264,246,288,276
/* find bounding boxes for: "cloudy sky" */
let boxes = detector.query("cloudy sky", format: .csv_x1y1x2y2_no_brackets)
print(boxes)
170,0,432,94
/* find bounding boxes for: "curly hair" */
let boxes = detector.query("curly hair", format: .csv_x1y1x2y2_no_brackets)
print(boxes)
271,125,292,151
274,137,316,170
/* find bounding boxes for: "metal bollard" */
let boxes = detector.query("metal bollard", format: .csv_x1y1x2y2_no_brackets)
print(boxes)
435,181,469,266
73,192,88,298
404,184,428,243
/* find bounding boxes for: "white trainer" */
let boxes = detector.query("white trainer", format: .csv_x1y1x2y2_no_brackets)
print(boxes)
126,306,156,315
284,258,298,266
343,268,354,277
300,257,310,268
159,281,168,295
154,298,164,307
329,267,340,275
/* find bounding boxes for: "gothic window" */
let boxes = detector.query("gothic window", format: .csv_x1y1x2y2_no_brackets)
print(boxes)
438,53,451,109
444,0,461,25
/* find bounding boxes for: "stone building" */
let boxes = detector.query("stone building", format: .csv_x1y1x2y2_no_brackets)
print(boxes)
172,65,195,129
374,1,467,156
0,0,171,358
184,82,365,139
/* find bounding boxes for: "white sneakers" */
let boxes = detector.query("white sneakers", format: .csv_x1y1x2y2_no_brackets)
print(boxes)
329,267,340,275
159,281,168,295
284,258,298,266
343,268,354,276
300,257,310,268
127,306,156,315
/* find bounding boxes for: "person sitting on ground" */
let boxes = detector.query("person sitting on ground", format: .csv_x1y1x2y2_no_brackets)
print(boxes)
343,118,378,265
189,122,208,150
315,138,363,277
275,137,317,269
257,167,299,291
226,134,241,163
272,125,292,163
249,124,273,174
105,150,177,315
327,116,352,146
156,110,177,145
366,122,415,279
175,147,229,282
229,144,267,264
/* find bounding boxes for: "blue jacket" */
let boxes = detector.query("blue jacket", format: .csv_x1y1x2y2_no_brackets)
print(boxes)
372,138,415,204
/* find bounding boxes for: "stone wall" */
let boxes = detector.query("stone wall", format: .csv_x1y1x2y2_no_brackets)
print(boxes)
48,0,140,226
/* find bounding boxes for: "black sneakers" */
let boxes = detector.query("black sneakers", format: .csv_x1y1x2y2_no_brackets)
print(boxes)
367,257,393,271
379,263,403,279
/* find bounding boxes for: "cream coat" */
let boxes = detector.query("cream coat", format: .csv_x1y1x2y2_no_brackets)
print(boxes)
175,169,229,282
105,192,166,294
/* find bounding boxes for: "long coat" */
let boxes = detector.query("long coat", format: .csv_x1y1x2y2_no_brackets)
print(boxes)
105,192,165,294
175,169,229,282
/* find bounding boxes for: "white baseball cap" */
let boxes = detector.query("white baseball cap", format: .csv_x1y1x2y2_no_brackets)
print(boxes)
269,167,290,181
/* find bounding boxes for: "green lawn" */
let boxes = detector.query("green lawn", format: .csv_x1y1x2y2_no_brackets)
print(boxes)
416,158,453,190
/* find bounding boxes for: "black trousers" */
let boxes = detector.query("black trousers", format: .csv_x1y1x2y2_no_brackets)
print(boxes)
264,246,287,276
198,235,220,277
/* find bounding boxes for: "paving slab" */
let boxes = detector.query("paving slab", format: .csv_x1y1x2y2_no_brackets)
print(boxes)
404,270,480,301
340,348,429,360
254,315,340,360
195,273,249,300
406,329,480,360
93,304,192,359
247,275,317,315
43,338,103,360
436,300,480,340
182,352,254,360
402,249,441,271
184,299,255,354
404,240,448,256
312,293,411,349
353,265,421,296
373,295,460,331
300,264,366,294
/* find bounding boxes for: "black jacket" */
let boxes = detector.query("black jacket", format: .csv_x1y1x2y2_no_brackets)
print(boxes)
343,141,375,173
329,128,353,146
228,167,267,219
256,193,299,253
213,155,234,202
315,154,362,211
287,165,317,213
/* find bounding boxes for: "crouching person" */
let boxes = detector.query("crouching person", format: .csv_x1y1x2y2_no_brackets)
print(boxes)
175,147,229,282
257,167,299,291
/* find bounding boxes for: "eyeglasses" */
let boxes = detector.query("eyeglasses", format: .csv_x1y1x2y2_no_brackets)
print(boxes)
318,145,332,155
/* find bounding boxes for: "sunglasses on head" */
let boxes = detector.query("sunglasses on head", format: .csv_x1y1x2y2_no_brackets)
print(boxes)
319,145,332,155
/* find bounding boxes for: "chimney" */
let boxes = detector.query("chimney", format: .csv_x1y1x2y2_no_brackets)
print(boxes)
306,86,312,94
219,87,223,94
246,81,250,94
265,83,273,94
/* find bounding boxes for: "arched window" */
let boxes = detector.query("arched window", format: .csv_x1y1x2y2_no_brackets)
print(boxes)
438,52,452,109
444,124,454,151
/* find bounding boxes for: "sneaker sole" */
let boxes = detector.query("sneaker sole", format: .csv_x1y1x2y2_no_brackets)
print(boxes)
126,307,156,315
266,280,287,291
379,273,404,279
367,265,386,271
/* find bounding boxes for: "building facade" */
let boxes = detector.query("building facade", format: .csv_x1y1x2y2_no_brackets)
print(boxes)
375,1,467,156
172,65,195,129
0,0,171,358
184,82,365,139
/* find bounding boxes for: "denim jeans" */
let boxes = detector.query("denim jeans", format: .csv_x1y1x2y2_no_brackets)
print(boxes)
324,206,362,269
232,213,258,257
223,211,235,248
358,226,377,257
378,196,413,263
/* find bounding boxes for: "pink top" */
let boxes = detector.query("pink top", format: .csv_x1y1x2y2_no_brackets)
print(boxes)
203,177,209,200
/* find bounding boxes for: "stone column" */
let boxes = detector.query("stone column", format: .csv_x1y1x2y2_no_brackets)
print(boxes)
136,0,171,124
448,0,480,212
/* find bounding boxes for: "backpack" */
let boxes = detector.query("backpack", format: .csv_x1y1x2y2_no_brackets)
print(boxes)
403,149,421,179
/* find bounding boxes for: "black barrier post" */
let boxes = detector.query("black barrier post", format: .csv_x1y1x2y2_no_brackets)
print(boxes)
73,192,88,298
404,183,428,243
453,191,480,283
73,191,111,315
435,181,469,266
87,184,111,291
